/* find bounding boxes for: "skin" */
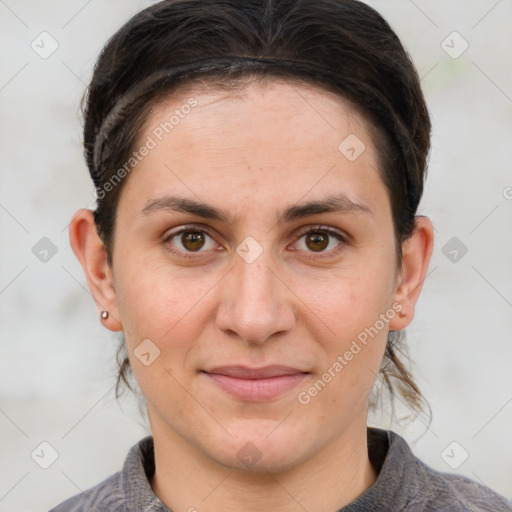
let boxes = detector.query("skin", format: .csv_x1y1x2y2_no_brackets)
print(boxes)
70,80,433,511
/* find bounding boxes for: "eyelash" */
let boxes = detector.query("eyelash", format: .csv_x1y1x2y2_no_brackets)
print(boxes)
162,224,347,260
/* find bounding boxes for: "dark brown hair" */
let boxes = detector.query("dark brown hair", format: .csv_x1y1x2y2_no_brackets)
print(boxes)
82,0,431,419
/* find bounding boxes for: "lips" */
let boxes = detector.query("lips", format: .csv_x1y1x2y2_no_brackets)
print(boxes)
205,365,307,379
202,365,309,401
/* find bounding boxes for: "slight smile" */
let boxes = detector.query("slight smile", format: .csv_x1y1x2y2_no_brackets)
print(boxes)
201,366,310,401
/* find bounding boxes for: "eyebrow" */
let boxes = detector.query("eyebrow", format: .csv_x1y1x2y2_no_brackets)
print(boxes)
140,193,372,223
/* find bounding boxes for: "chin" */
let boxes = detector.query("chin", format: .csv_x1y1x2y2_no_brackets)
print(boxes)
206,425,310,474
216,445,306,475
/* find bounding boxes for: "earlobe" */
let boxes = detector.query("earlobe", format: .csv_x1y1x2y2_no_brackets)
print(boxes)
69,209,123,331
388,216,434,331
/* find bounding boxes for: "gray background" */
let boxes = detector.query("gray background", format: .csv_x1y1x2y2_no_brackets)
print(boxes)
0,0,511,510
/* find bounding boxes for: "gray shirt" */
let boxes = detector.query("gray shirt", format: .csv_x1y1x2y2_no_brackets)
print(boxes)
49,428,511,511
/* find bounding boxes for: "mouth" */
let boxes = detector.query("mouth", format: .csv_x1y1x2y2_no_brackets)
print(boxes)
201,365,310,401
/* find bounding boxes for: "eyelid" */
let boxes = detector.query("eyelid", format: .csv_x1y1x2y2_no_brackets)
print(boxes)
294,224,347,242
162,223,216,242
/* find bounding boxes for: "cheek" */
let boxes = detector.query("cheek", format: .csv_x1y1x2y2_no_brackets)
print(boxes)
114,249,217,340
115,267,212,401
292,260,396,340
289,259,394,398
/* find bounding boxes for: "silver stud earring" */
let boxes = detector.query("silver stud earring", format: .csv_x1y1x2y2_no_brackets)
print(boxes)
100,310,109,319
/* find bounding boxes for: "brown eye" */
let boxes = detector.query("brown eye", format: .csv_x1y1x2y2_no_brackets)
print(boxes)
294,227,346,256
305,232,329,252
165,227,217,256
181,231,206,251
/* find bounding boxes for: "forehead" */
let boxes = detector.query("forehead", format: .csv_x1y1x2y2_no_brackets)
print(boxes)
150,77,368,138
121,79,389,221
140,79,377,168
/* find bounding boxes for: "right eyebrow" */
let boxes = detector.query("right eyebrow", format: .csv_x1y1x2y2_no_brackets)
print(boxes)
140,196,234,223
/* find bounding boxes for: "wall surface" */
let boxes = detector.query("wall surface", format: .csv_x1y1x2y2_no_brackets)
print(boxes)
0,1,511,510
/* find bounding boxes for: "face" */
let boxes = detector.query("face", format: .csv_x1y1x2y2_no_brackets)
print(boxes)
107,81,403,471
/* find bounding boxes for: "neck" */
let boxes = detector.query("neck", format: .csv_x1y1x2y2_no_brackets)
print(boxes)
150,415,377,512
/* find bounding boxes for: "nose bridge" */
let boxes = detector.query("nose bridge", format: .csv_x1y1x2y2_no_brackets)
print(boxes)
215,245,295,344
236,255,274,305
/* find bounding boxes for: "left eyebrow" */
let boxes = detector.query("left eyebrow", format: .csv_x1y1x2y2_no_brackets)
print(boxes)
139,193,372,224
279,193,372,223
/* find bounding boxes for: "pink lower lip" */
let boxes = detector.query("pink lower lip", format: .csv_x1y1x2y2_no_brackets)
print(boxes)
204,372,308,401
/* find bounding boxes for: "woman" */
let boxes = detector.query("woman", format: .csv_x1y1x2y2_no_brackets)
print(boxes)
51,0,510,510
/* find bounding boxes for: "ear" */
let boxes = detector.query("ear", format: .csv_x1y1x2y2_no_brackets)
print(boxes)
69,209,122,331
388,215,434,330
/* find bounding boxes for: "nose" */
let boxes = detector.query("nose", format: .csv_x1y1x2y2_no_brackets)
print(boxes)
215,250,296,345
